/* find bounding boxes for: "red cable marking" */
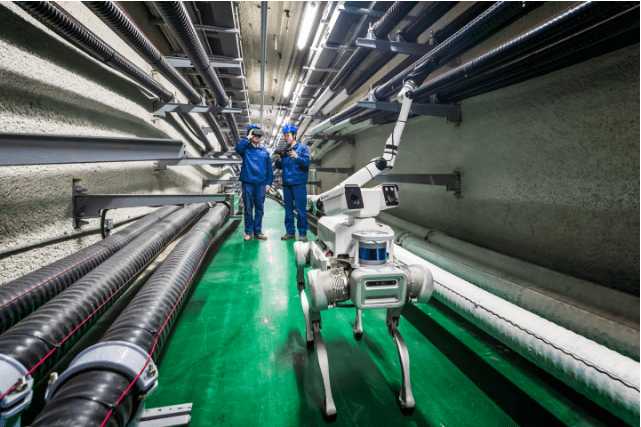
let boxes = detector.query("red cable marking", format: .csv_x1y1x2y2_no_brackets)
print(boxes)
0,210,204,403
101,212,228,427
0,235,128,311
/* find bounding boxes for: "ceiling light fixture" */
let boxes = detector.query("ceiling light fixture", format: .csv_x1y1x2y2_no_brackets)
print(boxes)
297,2,317,50
283,78,293,98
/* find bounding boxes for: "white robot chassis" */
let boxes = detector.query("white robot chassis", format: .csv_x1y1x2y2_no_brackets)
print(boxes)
293,82,434,419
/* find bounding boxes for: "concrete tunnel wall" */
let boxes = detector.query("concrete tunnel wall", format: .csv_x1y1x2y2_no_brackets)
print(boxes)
0,2,234,284
319,4,640,296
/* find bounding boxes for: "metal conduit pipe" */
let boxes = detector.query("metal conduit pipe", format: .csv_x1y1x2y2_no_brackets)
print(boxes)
0,205,180,335
343,2,458,97
15,1,173,103
436,6,640,104
394,247,640,426
84,1,224,152
318,1,540,128
0,204,208,420
31,204,229,427
411,2,628,100
309,1,418,115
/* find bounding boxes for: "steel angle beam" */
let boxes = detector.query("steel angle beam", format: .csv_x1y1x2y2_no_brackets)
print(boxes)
303,66,341,73
357,101,461,122
203,127,231,133
202,179,241,188
72,185,236,227
138,403,192,427
372,173,461,192
154,102,242,117
152,19,239,35
307,181,322,187
166,56,243,69
356,38,437,56
311,132,355,144
310,167,354,174
156,157,242,170
0,132,185,166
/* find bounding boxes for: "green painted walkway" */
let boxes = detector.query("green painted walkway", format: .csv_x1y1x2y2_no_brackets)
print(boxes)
145,199,627,426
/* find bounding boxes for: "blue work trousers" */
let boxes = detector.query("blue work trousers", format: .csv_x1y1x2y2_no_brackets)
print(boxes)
283,184,308,236
242,182,266,235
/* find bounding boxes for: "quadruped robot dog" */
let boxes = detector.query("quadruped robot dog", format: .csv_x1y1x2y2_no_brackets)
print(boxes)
293,82,434,419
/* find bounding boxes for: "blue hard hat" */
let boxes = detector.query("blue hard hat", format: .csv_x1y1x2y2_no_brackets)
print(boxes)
282,124,297,133
247,124,260,133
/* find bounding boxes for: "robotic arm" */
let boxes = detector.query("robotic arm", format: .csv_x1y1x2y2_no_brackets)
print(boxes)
309,81,416,215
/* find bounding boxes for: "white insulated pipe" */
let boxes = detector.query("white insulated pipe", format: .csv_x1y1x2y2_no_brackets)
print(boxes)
321,89,350,115
377,211,640,360
394,246,641,426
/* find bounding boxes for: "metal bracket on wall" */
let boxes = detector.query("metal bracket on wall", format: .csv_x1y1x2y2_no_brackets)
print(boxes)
312,132,356,146
355,38,437,56
203,180,242,188
155,157,242,170
0,132,185,166
166,56,243,69
138,403,192,427
310,167,354,174
154,102,241,117
357,101,461,123
72,185,240,228
371,170,461,194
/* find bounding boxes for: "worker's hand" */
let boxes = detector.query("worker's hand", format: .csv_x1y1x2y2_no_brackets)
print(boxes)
266,185,271,192
248,129,255,139
289,149,297,159
275,154,281,161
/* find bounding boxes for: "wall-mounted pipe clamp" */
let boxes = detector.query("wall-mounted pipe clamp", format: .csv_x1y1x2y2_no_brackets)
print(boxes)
0,354,33,426
45,342,159,403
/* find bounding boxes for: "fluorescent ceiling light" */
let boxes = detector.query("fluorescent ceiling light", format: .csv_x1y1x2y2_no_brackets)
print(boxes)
283,78,293,98
297,2,317,49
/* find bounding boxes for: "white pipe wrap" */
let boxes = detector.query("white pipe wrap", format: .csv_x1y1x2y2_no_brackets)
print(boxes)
309,86,334,114
395,246,641,426
321,89,349,115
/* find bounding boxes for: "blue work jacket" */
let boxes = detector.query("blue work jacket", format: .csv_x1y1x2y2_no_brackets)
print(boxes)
235,137,274,185
275,142,310,185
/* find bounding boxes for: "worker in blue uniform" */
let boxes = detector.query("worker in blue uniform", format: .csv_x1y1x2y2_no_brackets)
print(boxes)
274,124,310,241
235,125,273,241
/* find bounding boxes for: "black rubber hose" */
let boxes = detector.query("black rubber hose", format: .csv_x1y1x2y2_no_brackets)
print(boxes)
0,205,180,334
329,104,366,125
179,111,214,152
100,209,110,239
31,371,135,427
345,2,458,95
31,204,229,427
15,1,174,102
432,2,494,43
323,1,538,126
0,204,207,384
437,7,640,104
84,1,232,152
375,2,541,99
411,2,625,100
154,1,230,107
329,2,418,91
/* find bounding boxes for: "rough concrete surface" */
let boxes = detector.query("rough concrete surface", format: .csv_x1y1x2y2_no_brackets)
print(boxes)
0,2,224,284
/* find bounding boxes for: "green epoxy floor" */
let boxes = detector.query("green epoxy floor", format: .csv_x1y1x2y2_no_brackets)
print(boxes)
145,199,628,427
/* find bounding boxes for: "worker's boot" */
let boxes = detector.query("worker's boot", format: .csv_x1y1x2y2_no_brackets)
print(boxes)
255,234,267,240
298,235,308,242
244,234,253,241
281,233,296,240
